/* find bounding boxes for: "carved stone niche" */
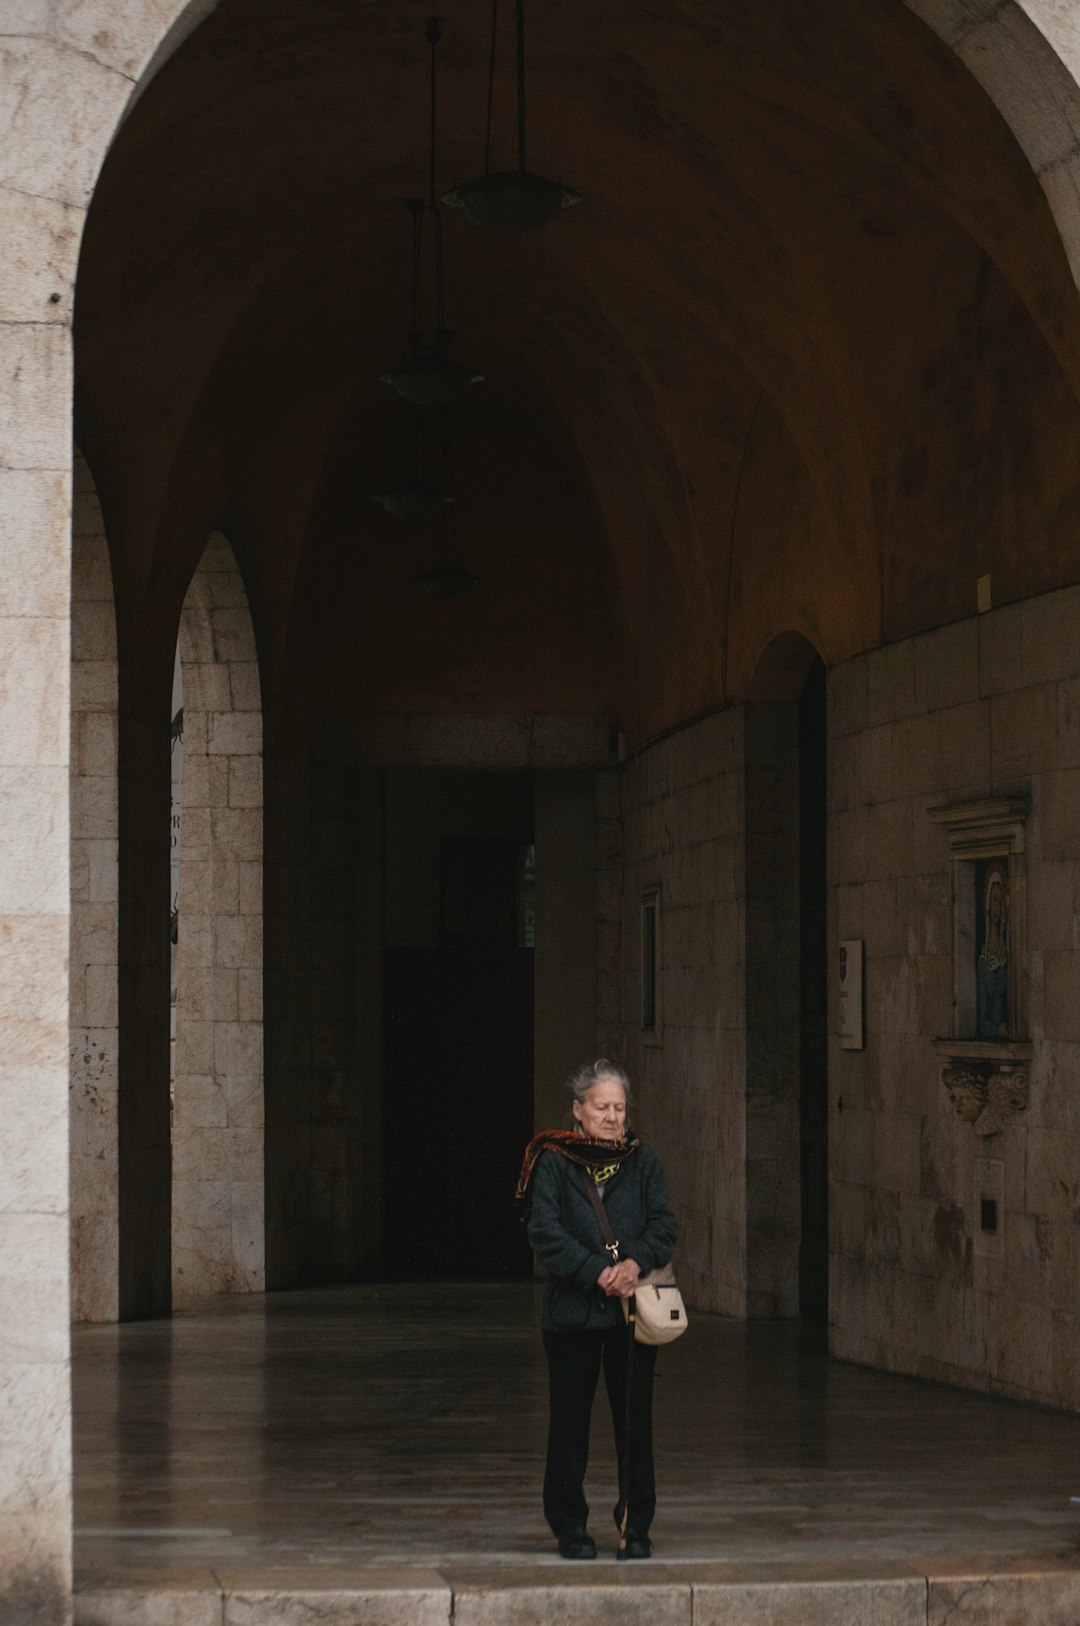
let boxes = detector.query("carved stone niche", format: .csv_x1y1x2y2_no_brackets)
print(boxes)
928,796,1032,1137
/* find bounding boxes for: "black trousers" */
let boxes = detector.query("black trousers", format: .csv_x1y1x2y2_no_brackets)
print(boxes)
542,1325,658,1537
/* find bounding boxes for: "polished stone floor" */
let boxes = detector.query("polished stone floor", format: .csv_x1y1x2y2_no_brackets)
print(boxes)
72,1282,1080,1623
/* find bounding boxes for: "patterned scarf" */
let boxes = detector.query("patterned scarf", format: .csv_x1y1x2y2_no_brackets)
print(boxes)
516,1128,639,1202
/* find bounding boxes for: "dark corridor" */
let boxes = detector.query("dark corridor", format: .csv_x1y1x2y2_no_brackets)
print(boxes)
381,776,535,1280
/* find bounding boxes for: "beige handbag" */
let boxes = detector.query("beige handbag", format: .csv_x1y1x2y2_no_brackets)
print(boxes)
580,1168,688,1345
624,1263,689,1345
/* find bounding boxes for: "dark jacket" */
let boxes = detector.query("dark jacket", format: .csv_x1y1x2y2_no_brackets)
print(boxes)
527,1141,678,1332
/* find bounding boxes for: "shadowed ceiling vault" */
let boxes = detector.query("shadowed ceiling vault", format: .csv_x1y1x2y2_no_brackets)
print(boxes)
76,0,1080,744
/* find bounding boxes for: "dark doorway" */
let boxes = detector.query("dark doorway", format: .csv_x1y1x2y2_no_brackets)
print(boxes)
381,772,534,1279
798,659,829,1323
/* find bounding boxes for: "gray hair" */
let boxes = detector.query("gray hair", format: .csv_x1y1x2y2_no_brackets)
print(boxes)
565,1058,631,1106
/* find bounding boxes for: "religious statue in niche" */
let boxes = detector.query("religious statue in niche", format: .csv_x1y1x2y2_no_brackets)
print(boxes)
928,796,1031,1141
975,857,1008,1040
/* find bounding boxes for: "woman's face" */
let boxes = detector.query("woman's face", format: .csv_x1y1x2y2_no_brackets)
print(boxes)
573,1079,628,1142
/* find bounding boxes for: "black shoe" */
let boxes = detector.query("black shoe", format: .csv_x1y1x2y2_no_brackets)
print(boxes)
557,1527,597,1560
616,1531,652,1560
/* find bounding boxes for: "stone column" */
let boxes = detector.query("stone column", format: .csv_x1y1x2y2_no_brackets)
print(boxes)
0,221,82,1626
69,449,120,1323
0,386,76,1626
173,534,264,1301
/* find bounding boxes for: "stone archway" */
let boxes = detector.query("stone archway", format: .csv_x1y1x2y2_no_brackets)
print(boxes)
908,0,1080,294
4,0,1080,1617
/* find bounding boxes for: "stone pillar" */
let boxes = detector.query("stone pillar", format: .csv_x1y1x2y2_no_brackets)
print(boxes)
69,449,120,1322
173,534,264,1301
117,625,174,1320
0,249,78,1626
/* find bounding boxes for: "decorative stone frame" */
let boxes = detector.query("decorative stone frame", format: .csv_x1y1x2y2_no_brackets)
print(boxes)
929,796,1031,1136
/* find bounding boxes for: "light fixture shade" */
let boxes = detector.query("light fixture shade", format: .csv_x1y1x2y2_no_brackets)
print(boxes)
381,348,484,408
371,484,449,524
415,566,479,597
443,170,581,233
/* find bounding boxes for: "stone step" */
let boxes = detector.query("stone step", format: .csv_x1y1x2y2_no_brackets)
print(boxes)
74,1559,1080,1626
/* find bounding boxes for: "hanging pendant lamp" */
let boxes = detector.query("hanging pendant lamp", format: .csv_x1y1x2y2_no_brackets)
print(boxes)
416,565,479,597
371,372,456,524
371,483,448,524
443,0,581,233
414,430,479,597
381,21,484,408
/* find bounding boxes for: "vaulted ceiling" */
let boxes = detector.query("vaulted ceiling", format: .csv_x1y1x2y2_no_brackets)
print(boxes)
76,0,1080,743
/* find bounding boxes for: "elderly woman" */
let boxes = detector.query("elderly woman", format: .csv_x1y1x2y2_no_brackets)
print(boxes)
516,1059,677,1561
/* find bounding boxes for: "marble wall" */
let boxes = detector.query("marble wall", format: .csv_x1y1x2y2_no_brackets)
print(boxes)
829,583,1080,1408
69,451,120,1324
606,701,812,1322
172,534,264,1302
612,710,749,1317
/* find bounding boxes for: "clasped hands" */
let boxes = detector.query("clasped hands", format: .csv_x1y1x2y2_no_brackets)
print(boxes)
597,1258,640,1298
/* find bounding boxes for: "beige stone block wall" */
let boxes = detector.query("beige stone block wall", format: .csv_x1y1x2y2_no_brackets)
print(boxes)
616,709,748,1317
69,449,119,1324
173,533,264,1302
829,583,1080,1409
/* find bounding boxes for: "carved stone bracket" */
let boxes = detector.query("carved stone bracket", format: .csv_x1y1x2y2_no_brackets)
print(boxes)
933,1040,1032,1137
941,1060,1027,1137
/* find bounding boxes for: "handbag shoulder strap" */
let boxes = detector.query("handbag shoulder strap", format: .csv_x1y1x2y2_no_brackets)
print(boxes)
578,1165,620,1262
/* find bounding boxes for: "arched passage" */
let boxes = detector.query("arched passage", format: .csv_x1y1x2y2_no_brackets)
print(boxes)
3,0,1080,1616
